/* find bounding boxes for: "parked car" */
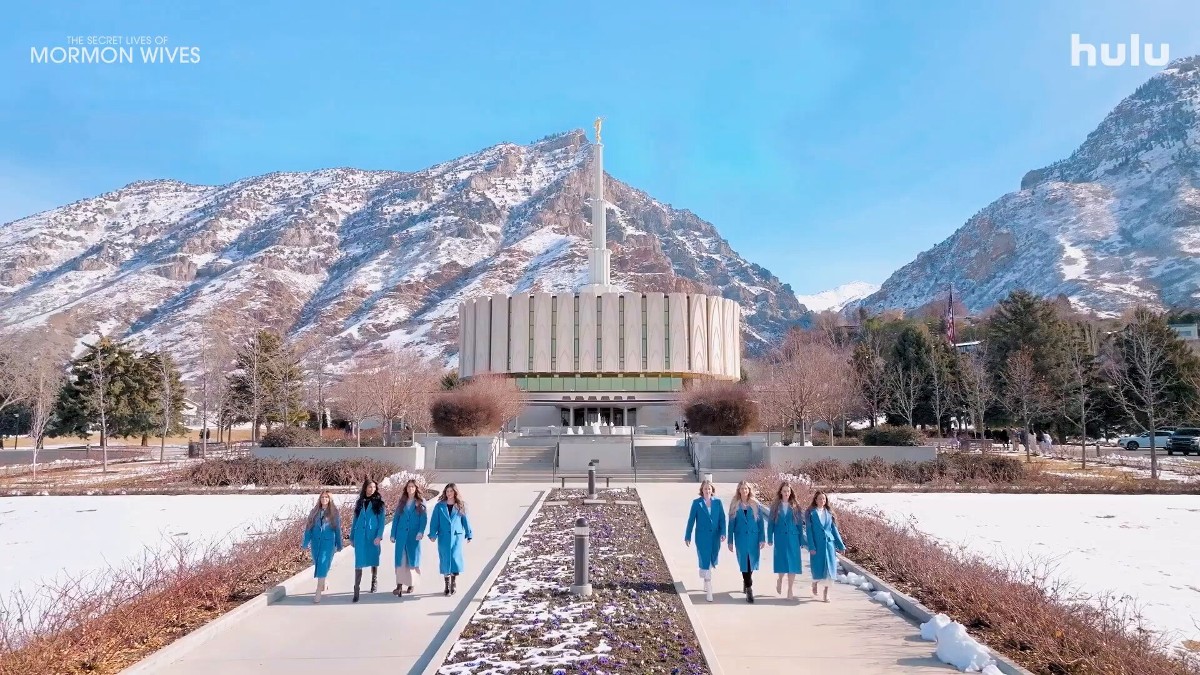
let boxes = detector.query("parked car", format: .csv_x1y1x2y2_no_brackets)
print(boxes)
1117,430,1175,451
1167,428,1200,456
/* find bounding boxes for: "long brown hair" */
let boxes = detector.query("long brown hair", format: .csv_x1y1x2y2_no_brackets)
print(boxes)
397,479,426,514
307,490,339,529
770,481,802,523
439,483,466,514
808,490,836,523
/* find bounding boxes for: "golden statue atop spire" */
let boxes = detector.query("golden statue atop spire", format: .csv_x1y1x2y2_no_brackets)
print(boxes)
594,116,603,144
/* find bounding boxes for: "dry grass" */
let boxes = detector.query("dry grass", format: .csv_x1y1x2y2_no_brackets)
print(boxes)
744,467,1200,675
0,473,432,675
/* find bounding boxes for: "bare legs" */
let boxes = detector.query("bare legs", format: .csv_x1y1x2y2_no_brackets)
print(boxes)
699,568,713,602
786,573,796,599
314,578,326,603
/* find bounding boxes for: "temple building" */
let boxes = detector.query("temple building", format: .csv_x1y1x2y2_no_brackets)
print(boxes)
456,120,742,430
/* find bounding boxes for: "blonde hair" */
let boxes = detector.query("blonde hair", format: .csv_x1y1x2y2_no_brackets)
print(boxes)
307,490,339,529
729,480,762,516
698,480,716,497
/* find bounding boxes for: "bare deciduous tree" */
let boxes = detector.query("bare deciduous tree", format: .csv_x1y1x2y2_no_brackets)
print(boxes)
329,368,375,447
852,336,889,429
24,336,69,473
366,348,439,445
926,346,955,438
1002,349,1056,463
195,330,233,456
88,345,114,472
1103,322,1179,479
885,362,923,427
1063,325,1101,469
0,333,31,448
812,346,855,446
957,350,994,440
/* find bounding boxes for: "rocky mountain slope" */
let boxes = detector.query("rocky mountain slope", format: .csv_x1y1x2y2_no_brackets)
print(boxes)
796,281,879,313
0,130,808,369
857,56,1200,317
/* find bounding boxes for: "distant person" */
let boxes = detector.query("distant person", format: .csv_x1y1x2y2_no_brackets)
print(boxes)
675,421,681,433
806,490,846,603
428,483,473,596
390,478,427,598
302,490,343,603
728,481,766,603
685,479,726,602
767,481,805,600
350,478,386,602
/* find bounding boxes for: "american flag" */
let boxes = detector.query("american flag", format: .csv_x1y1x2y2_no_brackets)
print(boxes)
945,287,956,344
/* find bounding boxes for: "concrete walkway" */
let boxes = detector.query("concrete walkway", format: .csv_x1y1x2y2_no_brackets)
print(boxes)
639,483,953,674
142,484,543,675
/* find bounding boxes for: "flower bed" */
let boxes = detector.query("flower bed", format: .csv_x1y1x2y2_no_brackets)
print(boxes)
0,470,433,675
438,488,710,675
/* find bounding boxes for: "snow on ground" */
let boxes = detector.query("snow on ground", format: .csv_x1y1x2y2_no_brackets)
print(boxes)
840,493,1200,648
0,494,353,607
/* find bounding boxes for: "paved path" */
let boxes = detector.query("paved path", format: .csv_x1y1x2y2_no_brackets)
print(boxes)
144,484,544,675
639,483,953,674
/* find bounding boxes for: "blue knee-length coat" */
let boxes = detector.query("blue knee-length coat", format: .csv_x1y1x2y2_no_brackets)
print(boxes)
390,498,427,568
767,504,805,574
806,507,845,581
728,502,766,572
685,497,726,570
302,511,343,579
428,501,473,575
350,499,386,568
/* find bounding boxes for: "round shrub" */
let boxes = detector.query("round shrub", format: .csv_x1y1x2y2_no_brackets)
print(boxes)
862,425,926,447
259,426,324,448
682,383,759,436
431,389,502,436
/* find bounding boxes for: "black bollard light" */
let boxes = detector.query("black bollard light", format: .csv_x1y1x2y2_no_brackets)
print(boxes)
587,459,598,499
572,516,592,596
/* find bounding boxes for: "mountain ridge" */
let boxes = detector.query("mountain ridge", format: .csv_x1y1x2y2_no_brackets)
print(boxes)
857,56,1200,317
0,129,809,370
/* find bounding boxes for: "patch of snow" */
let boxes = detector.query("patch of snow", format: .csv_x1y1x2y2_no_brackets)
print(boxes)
934,620,997,672
796,281,880,312
841,493,1200,647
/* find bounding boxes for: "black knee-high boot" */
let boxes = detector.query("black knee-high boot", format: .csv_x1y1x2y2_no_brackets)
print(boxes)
743,557,754,603
443,575,451,596
450,574,458,595
370,566,378,593
353,569,362,603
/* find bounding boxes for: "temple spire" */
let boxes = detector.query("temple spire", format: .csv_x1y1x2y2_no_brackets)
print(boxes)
584,117,614,292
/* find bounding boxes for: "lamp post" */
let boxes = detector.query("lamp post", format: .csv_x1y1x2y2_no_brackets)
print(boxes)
572,517,592,597
587,459,598,499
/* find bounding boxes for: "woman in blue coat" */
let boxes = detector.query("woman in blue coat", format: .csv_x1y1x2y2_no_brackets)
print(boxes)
428,483,473,596
389,478,427,598
727,480,766,603
806,490,846,603
301,490,343,604
350,478,386,602
767,481,805,600
684,479,726,602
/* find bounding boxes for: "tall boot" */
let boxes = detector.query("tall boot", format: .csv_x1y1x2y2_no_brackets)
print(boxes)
353,569,362,603
450,574,458,595
370,567,378,593
443,576,451,596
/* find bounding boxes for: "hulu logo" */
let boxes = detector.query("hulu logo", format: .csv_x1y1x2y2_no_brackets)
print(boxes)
1071,34,1169,67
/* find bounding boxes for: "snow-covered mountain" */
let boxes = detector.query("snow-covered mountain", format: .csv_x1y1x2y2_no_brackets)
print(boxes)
796,281,880,312
0,130,807,369
858,56,1200,317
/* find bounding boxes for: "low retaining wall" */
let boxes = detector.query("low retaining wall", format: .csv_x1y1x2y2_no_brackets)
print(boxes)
252,445,425,468
557,437,632,471
764,445,937,465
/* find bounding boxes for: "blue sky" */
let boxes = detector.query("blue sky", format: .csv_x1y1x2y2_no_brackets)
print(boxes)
3,1,1199,295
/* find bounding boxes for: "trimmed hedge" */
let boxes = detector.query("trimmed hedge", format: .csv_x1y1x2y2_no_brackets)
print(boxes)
683,383,759,436
186,457,401,487
259,427,324,448
861,424,925,447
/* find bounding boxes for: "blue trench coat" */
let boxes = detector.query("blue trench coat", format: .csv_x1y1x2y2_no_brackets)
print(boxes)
728,502,766,572
767,504,805,574
302,511,342,579
684,497,726,570
806,507,846,581
350,500,386,568
428,501,473,575
390,499,428,568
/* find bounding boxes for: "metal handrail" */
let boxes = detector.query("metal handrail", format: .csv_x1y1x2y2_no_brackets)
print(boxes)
631,432,638,484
